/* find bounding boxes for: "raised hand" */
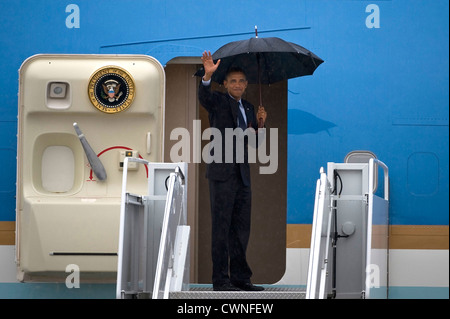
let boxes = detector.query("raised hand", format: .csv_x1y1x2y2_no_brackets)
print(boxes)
201,51,221,81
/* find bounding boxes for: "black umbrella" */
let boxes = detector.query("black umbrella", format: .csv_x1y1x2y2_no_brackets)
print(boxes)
196,27,324,110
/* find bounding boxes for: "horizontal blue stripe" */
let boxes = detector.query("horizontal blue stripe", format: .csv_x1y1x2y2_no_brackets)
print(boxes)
388,287,449,299
0,283,115,299
0,283,447,299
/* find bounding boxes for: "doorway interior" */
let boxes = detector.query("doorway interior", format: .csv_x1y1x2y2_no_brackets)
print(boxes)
164,60,287,284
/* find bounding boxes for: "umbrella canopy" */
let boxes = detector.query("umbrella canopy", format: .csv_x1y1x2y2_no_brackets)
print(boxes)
196,30,324,127
196,36,324,86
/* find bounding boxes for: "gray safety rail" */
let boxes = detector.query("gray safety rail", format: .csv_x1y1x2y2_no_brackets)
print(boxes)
116,158,188,299
306,157,389,299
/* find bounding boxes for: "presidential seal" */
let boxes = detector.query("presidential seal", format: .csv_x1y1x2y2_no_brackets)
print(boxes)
88,66,135,113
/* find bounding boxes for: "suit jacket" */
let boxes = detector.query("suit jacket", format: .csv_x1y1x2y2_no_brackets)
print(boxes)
198,81,258,186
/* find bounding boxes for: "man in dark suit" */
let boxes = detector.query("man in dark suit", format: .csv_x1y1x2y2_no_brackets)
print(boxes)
198,51,267,291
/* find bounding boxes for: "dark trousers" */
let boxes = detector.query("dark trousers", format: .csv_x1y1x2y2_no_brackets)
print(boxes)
209,166,252,286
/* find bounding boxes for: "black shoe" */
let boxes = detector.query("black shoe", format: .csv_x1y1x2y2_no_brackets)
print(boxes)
213,283,242,291
232,282,265,291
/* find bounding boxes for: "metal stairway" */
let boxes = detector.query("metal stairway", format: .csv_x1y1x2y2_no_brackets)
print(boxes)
116,154,389,299
306,157,389,299
116,160,306,299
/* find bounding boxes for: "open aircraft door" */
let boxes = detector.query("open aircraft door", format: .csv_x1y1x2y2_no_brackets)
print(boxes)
16,54,165,281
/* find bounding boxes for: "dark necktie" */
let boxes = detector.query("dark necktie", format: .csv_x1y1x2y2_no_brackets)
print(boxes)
237,101,247,130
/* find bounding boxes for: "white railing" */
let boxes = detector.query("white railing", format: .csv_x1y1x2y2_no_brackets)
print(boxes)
365,158,389,299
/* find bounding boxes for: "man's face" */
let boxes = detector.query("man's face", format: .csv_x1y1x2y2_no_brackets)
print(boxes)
224,72,248,100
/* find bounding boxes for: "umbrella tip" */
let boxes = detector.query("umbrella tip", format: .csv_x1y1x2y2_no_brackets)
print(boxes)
255,25,258,38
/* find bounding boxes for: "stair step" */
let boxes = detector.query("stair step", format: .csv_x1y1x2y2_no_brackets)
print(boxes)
169,285,305,299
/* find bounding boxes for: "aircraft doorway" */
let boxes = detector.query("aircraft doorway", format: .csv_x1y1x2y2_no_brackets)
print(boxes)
164,61,287,284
